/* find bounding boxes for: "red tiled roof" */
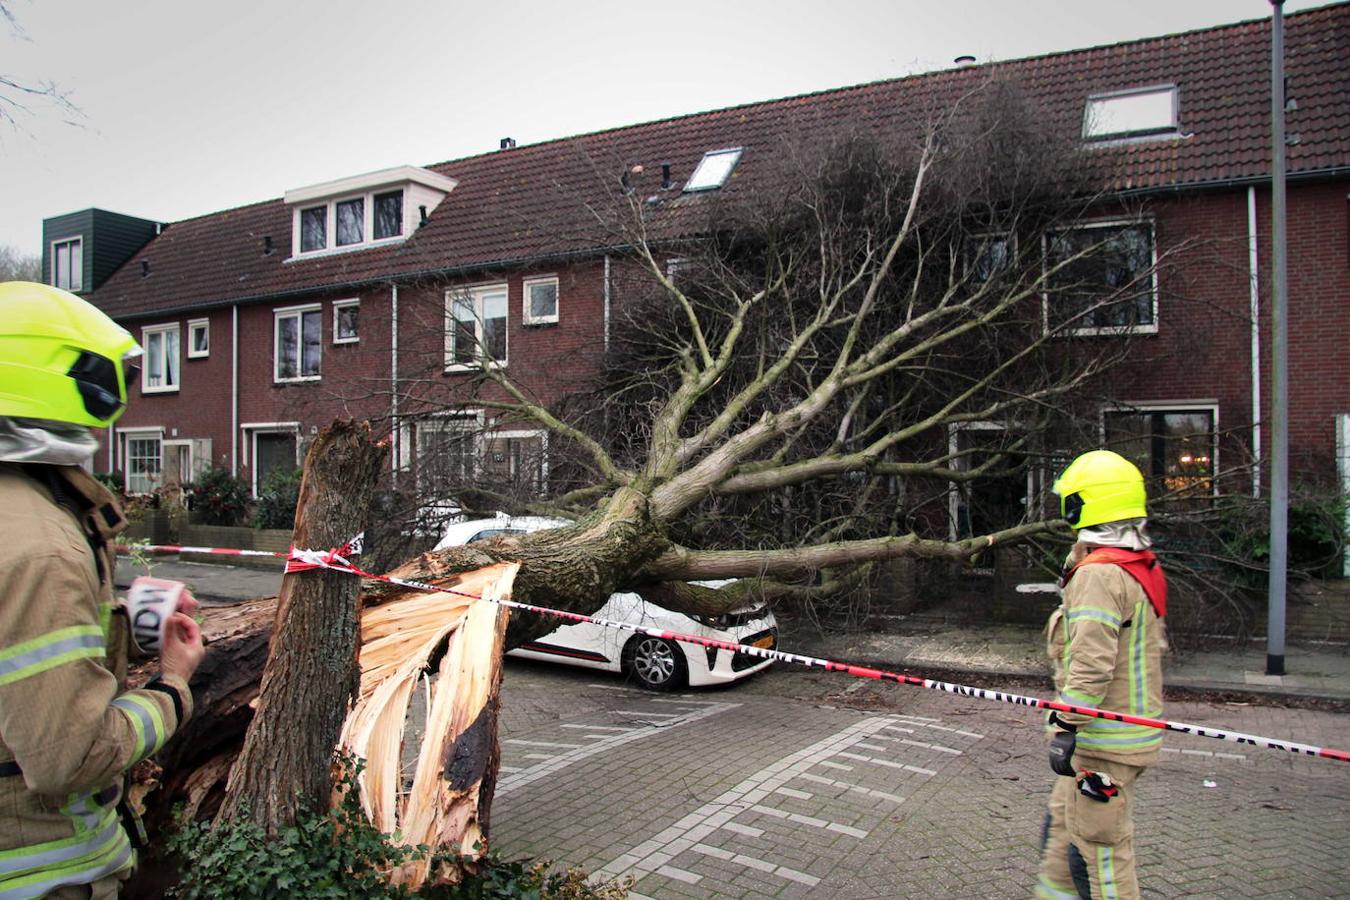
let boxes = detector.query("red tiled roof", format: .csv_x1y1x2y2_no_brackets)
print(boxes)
93,4,1350,319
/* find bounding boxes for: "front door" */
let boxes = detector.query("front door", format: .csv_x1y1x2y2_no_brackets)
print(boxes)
254,432,298,495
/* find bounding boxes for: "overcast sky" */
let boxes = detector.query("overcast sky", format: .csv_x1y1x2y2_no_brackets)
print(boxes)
0,0,1324,257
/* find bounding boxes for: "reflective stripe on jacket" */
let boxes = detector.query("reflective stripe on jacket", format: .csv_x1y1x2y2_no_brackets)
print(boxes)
1045,556,1167,764
0,464,193,897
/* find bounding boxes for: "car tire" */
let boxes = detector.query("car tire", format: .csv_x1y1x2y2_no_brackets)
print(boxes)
622,636,687,691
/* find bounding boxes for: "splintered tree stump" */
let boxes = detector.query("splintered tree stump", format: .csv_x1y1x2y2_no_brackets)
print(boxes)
215,419,386,831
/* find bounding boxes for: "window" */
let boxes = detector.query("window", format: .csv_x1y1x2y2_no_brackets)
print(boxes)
333,300,359,344
1083,86,1178,141
275,305,322,381
1045,221,1156,333
292,188,407,255
124,432,162,494
51,237,83,291
373,191,403,240
187,319,209,358
415,415,478,496
336,198,364,246
522,277,559,325
445,284,507,368
141,324,180,392
300,206,327,252
1104,406,1216,500
684,147,743,192
964,233,1014,284
947,423,1029,569
482,431,547,493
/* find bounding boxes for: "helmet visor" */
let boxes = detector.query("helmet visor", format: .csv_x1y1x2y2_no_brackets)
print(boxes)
1061,491,1085,528
66,351,127,422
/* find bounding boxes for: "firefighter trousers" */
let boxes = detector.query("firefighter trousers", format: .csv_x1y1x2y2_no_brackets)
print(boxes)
1035,754,1146,900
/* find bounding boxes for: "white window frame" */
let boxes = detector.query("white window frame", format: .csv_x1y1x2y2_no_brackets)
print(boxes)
333,299,360,344
187,318,210,359
291,187,407,257
1100,401,1219,498
118,426,164,495
274,304,323,383
240,422,301,497
1042,217,1159,337
140,323,181,394
444,282,509,370
684,147,743,192
945,421,1033,545
1082,85,1179,143
522,276,559,326
50,237,83,292
485,427,550,494
1337,413,1350,578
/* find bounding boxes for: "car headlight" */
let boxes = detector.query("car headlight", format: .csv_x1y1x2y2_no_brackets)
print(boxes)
690,612,734,629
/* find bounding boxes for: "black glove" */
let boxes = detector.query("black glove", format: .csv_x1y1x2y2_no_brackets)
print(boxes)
1049,729,1077,777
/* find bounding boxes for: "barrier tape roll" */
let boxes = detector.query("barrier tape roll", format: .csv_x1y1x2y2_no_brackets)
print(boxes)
117,540,1350,764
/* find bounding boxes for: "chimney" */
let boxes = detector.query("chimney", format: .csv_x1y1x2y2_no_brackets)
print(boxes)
500,137,516,150
263,235,274,256
418,204,429,226
954,55,977,68
140,259,150,278
661,162,672,190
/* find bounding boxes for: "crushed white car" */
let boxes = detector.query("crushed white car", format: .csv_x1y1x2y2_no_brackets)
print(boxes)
434,515,777,690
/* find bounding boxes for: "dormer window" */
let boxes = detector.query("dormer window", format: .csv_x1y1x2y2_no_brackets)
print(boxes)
285,166,457,259
1083,86,1178,141
684,147,743,192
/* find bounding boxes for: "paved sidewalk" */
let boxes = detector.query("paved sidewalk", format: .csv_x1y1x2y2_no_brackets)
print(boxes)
117,554,1350,703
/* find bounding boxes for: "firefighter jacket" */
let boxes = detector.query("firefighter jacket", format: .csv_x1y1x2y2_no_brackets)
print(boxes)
1045,548,1167,765
0,463,192,899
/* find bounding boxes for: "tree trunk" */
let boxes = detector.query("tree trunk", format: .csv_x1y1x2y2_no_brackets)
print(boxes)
216,420,386,831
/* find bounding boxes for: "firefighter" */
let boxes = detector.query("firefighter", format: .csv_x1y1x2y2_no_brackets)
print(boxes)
1035,450,1167,900
0,281,204,898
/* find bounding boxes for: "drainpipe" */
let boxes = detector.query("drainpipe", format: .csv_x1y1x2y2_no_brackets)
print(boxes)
1266,0,1288,677
231,304,239,477
391,283,399,486
603,254,612,356
1247,186,1261,498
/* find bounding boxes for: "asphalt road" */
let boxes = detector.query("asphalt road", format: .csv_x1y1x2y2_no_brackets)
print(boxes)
492,659,1350,899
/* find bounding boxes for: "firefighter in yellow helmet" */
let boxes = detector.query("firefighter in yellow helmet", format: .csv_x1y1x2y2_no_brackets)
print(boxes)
0,282,204,898
1035,450,1167,900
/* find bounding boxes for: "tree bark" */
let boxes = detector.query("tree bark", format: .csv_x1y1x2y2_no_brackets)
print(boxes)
215,420,386,831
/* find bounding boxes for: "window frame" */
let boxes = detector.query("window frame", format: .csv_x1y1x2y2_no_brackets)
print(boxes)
443,282,509,370
683,147,743,192
51,236,83,292
140,323,181,394
332,299,360,345
1082,85,1179,143
963,232,1017,284
273,303,323,383
118,427,164,495
1042,217,1159,337
521,275,559,326
1101,402,1219,500
187,318,210,359
291,188,407,257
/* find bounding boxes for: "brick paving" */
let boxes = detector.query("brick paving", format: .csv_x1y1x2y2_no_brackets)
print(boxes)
494,663,1350,899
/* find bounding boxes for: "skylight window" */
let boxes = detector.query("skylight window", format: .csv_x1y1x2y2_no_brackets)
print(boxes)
684,147,743,192
1083,86,1178,141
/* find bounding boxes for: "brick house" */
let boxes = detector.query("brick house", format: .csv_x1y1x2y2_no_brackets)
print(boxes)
40,6,1350,549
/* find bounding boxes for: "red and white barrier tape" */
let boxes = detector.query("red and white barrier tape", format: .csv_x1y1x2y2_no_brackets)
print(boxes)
118,539,1350,764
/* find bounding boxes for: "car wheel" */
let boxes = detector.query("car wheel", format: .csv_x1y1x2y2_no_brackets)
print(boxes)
622,636,687,691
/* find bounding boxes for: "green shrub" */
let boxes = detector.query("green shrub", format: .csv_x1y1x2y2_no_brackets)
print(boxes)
1217,490,1347,581
253,467,303,530
167,762,630,899
94,470,126,498
186,467,251,527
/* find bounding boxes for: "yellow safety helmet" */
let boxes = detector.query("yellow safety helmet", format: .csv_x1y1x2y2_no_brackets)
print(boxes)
1052,449,1147,529
0,281,141,428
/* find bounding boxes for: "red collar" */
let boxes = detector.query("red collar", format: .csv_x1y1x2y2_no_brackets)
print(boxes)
1064,547,1167,618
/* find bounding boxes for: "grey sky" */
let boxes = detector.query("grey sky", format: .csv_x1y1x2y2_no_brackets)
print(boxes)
0,0,1324,258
